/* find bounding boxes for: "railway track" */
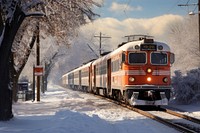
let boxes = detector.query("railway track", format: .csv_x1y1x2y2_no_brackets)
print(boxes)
121,104,199,133
95,95,200,133
160,107,200,125
69,89,200,133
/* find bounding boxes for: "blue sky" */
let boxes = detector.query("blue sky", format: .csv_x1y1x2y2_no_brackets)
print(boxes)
95,0,198,19
80,0,196,50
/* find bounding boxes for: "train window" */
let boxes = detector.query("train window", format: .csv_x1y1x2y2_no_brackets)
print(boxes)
112,59,120,72
128,53,146,64
81,69,89,77
122,53,125,63
170,53,175,64
100,63,106,75
151,52,168,65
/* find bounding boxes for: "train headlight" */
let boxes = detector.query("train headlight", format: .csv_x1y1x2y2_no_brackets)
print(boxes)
158,45,163,50
135,45,140,50
147,77,152,82
147,68,152,73
129,77,135,82
163,77,168,83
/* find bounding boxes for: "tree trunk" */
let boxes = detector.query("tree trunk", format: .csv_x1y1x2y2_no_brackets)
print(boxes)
0,6,26,121
10,53,18,102
0,24,14,120
11,28,37,102
12,74,19,102
10,61,20,103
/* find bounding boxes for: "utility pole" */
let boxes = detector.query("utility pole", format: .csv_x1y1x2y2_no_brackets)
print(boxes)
178,0,200,51
36,22,40,102
196,0,200,52
94,32,111,56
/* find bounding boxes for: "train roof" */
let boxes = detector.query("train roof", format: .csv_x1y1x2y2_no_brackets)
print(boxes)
62,38,171,76
92,39,171,65
63,61,93,76
117,39,170,52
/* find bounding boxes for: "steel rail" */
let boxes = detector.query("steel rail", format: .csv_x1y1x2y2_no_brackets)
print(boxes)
160,107,200,125
120,104,197,133
98,96,197,133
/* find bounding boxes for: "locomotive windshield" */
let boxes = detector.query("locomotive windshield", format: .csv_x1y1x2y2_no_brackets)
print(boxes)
151,52,167,65
129,53,146,64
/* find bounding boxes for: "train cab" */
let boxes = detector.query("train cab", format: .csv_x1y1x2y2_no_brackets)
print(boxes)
120,38,175,105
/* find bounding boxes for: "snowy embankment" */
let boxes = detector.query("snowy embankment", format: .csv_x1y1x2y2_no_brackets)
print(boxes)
1,84,180,133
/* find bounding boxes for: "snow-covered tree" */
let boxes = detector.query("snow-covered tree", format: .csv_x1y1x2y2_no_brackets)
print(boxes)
168,16,199,72
169,16,200,104
0,0,100,121
172,69,200,104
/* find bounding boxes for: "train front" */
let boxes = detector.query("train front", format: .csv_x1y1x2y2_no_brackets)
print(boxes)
123,39,175,105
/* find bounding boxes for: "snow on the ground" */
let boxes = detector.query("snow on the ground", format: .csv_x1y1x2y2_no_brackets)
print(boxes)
168,102,200,119
0,84,188,133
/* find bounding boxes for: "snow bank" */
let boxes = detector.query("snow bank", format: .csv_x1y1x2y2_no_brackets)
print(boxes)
0,84,179,133
1,110,116,133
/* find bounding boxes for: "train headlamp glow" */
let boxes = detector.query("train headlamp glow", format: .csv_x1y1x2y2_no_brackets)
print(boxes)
129,77,135,82
158,45,163,50
147,77,152,82
147,68,152,73
163,77,168,83
135,45,140,50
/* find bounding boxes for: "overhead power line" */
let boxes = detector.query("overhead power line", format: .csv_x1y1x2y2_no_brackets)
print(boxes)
86,43,99,58
124,0,132,11
94,32,111,57
178,0,200,52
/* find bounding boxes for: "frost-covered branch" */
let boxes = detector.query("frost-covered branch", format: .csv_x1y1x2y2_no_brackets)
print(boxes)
25,12,45,17
42,0,101,40
169,16,200,72
21,0,45,12
0,28,4,47
1,0,101,74
1,0,20,23
0,11,5,47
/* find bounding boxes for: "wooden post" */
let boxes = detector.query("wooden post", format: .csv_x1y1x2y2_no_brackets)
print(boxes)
198,0,200,51
32,66,35,101
36,22,40,101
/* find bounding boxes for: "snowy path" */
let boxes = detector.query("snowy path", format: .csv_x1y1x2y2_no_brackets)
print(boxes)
0,84,180,133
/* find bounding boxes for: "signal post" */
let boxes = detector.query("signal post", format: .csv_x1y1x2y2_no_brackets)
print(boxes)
33,66,44,101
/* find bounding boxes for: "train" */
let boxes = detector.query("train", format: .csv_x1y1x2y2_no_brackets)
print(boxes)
61,35,175,105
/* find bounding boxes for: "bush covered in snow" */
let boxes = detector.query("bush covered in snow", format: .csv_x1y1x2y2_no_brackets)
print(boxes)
172,69,200,104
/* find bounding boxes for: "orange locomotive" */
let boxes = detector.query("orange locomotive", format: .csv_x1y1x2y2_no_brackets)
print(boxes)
62,35,175,105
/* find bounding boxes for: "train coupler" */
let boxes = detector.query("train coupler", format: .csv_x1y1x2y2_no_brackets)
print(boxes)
129,91,168,105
